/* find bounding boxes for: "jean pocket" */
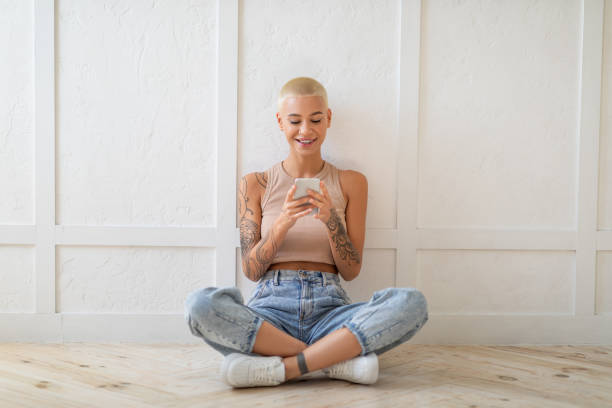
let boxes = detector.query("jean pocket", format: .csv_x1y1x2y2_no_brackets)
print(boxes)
326,283,352,305
246,280,267,304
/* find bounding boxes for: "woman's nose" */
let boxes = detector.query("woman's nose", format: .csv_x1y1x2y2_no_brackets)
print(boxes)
300,121,311,134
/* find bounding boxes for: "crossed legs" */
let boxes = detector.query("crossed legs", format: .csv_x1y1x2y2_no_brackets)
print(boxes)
252,321,362,381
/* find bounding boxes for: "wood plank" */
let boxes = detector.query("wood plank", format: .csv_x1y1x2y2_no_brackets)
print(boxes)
1,343,610,407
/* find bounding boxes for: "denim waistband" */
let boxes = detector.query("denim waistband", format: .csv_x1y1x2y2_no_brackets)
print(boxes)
261,269,340,286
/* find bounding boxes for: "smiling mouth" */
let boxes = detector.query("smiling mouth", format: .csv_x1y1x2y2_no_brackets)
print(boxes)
296,138,317,145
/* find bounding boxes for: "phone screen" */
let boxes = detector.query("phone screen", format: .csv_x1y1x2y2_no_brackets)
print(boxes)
294,178,320,215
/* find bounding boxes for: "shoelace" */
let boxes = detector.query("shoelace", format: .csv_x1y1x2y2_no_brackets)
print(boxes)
324,359,350,377
251,361,280,384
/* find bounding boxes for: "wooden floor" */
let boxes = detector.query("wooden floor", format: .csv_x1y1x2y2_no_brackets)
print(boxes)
1,343,611,408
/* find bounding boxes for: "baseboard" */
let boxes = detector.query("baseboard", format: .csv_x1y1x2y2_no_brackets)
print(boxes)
0,313,610,344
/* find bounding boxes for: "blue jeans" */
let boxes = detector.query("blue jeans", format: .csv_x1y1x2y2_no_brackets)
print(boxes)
184,269,429,357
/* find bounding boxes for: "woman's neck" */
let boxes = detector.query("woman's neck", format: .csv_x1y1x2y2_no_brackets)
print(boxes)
282,154,325,178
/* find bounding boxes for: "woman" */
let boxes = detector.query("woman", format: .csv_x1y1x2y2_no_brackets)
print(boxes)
184,77,428,388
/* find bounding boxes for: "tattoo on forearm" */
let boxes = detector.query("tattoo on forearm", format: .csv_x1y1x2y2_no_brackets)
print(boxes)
242,232,277,281
326,208,361,266
253,230,278,274
238,173,276,281
242,230,277,281
240,218,258,258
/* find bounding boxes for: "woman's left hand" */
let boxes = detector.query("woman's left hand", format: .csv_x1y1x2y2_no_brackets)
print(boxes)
308,181,333,225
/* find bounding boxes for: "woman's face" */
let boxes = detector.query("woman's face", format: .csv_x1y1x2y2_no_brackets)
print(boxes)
276,95,332,154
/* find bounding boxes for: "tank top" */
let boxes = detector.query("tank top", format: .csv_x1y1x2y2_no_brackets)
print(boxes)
260,160,347,265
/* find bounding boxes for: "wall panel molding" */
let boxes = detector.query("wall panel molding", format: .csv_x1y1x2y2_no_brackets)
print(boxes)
395,0,422,289
34,0,55,314
576,0,605,316
215,0,238,288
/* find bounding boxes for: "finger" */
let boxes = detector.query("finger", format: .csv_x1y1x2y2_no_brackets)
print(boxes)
294,207,312,217
287,184,296,200
307,188,321,198
289,197,313,208
307,189,325,201
307,198,321,208
320,182,331,199
289,202,315,212
313,182,330,197
308,191,330,207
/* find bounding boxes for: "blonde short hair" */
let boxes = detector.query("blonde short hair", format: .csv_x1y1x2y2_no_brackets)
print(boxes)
277,77,328,111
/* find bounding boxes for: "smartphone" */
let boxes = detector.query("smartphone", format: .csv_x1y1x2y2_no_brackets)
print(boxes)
294,178,320,216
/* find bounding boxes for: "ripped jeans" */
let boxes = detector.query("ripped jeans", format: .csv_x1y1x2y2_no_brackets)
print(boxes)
184,269,429,356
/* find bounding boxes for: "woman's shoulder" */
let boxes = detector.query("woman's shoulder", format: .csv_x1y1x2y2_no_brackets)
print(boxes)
337,167,368,203
338,168,366,179
242,170,269,196
327,161,366,180
337,164,367,184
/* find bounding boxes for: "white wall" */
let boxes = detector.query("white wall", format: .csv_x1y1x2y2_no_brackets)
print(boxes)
0,0,610,344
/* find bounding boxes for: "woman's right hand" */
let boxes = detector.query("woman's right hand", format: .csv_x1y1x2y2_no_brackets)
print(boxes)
276,184,315,230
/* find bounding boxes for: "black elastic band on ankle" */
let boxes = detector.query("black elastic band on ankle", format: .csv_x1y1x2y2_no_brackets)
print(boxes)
296,352,309,375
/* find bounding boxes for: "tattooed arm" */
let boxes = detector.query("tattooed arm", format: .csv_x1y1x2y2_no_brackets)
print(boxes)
326,171,368,281
238,172,290,282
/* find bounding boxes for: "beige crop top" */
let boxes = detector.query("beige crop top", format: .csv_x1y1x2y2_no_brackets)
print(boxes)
260,160,347,265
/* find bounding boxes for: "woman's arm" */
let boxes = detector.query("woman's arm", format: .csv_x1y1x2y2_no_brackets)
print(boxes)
326,171,368,281
238,172,289,282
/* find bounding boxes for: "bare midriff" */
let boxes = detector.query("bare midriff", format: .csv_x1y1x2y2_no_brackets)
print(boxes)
268,261,338,274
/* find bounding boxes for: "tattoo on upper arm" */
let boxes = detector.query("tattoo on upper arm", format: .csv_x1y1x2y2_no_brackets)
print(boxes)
238,176,254,219
326,208,361,266
239,176,259,257
255,171,268,190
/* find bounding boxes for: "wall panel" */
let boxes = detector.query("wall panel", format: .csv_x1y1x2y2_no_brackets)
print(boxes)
596,251,612,314
0,246,35,312
599,0,612,230
0,0,34,225
418,0,581,230
418,249,575,314
56,246,215,313
56,0,217,226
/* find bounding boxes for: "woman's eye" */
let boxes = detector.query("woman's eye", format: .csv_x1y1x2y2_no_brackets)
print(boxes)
290,119,322,125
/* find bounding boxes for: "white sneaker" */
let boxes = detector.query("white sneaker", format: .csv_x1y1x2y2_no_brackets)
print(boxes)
220,353,286,388
322,353,379,384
